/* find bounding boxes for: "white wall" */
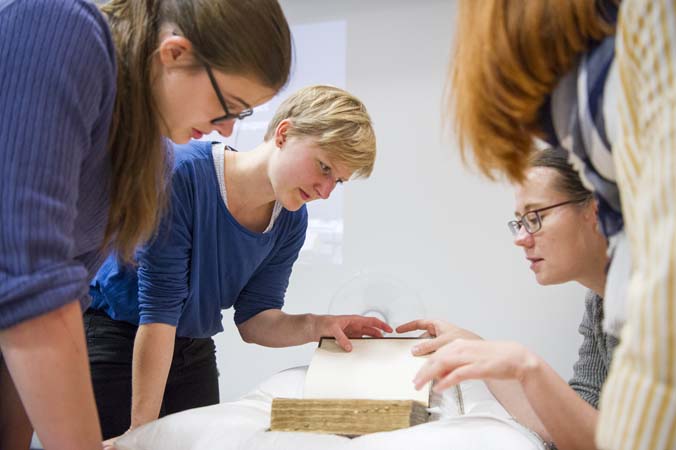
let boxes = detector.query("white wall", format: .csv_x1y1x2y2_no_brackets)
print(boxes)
214,0,587,401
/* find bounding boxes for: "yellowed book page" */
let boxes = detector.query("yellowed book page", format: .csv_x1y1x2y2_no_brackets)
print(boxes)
303,338,431,406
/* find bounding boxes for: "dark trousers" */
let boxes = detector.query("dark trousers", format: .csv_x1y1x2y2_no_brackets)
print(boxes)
84,309,219,439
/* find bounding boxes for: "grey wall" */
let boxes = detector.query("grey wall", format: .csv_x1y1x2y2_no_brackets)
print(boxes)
214,0,586,401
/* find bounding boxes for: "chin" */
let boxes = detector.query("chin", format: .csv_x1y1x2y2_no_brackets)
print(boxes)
535,274,552,286
164,128,191,145
172,134,191,145
283,200,304,212
535,272,567,287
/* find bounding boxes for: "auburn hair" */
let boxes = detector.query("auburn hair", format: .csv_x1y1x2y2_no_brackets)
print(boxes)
449,0,617,182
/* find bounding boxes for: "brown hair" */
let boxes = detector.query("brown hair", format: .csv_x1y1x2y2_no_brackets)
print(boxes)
264,85,376,179
449,0,617,183
100,0,292,262
529,147,593,203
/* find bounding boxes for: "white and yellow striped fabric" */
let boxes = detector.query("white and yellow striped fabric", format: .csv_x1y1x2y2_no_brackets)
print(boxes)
596,1,676,449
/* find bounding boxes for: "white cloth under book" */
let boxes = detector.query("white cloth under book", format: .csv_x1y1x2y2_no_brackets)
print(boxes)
116,366,546,450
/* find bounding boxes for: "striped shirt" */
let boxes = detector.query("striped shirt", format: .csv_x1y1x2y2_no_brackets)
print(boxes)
596,1,676,449
0,0,116,328
544,36,623,239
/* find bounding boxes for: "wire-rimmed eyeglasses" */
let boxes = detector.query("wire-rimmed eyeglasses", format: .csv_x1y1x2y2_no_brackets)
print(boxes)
507,198,588,236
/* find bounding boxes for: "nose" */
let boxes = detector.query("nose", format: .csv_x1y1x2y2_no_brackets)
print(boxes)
314,178,336,200
214,119,236,137
513,226,534,248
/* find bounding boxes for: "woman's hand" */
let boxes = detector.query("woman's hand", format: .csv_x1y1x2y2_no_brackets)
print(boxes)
312,315,393,351
412,339,541,392
396,319,482,355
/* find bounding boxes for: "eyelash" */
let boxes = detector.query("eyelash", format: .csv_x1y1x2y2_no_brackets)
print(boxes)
319,161,344,184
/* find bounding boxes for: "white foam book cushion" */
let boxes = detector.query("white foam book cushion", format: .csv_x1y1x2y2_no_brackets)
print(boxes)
115,366,546,450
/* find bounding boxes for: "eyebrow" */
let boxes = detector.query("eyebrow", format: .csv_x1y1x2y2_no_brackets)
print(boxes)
322,158,351,182
514,203,543,216
332,161,353,182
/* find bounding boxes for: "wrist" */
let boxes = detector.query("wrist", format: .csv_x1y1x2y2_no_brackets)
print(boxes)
306,313,322,343
517,348,542,384
130,415,151,430
130,403,160,429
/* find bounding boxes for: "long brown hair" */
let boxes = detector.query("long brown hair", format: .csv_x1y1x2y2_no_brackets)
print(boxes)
100,0,291,262
449,0,617,183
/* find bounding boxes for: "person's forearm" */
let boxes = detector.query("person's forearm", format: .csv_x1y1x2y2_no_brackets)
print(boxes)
485,379,551,441
237,310,317,347
0,301,102,450
130,323,176,429
520,359,598,450
485,356,598,450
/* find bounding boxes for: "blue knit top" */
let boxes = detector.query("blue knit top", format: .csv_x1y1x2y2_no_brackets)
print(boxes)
0,0,116,328
90,141,308,338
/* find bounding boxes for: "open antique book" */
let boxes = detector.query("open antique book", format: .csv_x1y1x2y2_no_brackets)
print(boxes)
270,337,432,436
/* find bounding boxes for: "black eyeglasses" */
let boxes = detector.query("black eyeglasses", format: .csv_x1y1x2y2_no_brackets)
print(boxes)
507,199,588,236
204,64,254,124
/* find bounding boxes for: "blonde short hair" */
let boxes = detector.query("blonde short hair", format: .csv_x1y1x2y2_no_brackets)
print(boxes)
264,85,376,179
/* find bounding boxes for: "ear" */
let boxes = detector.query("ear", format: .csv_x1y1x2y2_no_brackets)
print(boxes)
274,119,292,148
583,198,600,227
157,35,194,68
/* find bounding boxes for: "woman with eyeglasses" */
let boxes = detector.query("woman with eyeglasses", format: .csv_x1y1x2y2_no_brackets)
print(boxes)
0,1,292,449
399,147,615,450
430,1,676,447
85,85,392,445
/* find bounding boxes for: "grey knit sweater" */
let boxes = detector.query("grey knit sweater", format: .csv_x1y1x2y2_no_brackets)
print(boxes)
568,290,620,408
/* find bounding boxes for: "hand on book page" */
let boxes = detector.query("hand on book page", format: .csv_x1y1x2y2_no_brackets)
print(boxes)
311,314,393,351
396,319,481,355
412,339,538,393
